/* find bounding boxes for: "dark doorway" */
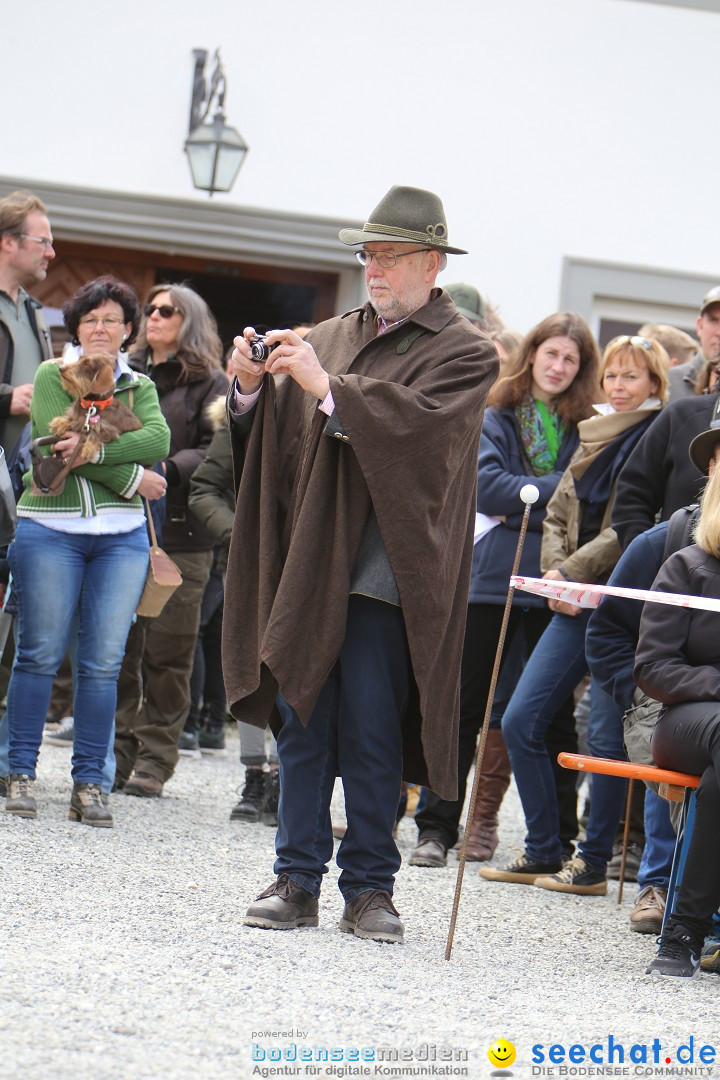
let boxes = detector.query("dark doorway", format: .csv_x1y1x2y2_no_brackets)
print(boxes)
157,266,325,352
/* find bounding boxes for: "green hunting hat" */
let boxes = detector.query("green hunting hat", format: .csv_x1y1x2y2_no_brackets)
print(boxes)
339,185,468,254
444,283,488,325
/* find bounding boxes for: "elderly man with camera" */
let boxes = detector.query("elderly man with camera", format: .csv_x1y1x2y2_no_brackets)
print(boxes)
224,185,498,944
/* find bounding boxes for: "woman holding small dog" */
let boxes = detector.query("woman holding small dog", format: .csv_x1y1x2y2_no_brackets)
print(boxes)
4,275,170,826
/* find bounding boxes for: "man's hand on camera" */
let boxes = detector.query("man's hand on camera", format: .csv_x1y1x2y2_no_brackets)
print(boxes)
229,328,267,396
231,327,330,402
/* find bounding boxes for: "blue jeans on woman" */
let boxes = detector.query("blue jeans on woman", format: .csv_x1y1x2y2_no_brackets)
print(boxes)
6,520,148,785
502,609,627,868
0,622,116,792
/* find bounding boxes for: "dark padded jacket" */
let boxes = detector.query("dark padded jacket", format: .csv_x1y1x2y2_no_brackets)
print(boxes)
130,353,229,553
611,394,715,551
635,544,720,704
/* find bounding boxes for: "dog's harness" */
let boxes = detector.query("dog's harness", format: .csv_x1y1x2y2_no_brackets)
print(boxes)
79,391,115,430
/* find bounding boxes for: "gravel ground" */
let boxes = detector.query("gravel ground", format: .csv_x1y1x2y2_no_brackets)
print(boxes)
2,728,719,1080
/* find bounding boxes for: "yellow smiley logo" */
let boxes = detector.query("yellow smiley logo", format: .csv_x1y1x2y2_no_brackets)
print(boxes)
488,1040,516,1069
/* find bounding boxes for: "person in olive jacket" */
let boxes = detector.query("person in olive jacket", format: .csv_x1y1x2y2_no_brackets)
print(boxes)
188,396,280,823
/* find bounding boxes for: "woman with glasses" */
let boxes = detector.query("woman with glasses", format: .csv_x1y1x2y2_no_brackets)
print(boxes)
411,313,600,868
4,275,170,826
481,335,670,892
114,282,228,798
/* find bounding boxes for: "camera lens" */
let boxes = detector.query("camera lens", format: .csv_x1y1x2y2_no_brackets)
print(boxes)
250,339,269,362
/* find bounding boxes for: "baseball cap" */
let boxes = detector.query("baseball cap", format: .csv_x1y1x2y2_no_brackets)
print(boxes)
700,286,720,315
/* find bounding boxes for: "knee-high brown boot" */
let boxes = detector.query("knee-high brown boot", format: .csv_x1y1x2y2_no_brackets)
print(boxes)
464,727,512,861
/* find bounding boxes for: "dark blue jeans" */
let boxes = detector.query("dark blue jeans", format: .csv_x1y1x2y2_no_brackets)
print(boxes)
502,609,627,868
274,595,410,902
637,788,675,891
7,520,148,784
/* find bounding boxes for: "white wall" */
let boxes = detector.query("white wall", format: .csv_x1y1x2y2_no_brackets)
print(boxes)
3,0,718,331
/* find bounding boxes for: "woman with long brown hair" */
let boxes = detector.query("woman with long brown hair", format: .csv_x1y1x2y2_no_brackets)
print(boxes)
483,335,669,890
410,313,600,867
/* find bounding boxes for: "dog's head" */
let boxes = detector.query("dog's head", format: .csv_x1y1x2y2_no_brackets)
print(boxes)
59,352,117,399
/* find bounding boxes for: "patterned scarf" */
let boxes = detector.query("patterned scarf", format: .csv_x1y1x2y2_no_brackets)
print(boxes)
516,398,566,476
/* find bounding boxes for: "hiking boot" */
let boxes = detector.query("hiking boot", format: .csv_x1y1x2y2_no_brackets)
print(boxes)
261,768,280,827
701,935,720,974
607,841,643,882
230,768,266,823
198,726,227,756
479,852,561,884
244,874,319,930
646,923,701,978
339,890,404,944
408,837,447,867
69,783,114,828
534,855,607,895
124,771,163,798
630,886,667,935
5,774,37,818
44,715,74,747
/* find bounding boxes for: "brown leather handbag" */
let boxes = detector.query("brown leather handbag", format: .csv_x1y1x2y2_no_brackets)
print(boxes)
30,435,84,496
136,498,183,617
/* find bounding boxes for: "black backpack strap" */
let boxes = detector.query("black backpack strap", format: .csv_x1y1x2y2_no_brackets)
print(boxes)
663,503,700,562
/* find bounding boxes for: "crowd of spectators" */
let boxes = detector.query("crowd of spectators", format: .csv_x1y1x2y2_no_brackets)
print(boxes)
2,186,720,976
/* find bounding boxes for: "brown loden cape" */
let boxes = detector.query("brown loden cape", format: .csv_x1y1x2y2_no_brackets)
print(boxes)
222,291,499,801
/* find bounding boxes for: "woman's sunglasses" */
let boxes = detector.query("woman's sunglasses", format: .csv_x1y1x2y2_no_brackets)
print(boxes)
144,303,181,319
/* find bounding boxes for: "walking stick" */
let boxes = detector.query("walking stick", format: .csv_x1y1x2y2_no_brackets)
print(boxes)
445,484,540,961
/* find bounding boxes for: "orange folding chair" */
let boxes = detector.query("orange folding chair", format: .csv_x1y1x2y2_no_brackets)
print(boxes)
558,752,701,932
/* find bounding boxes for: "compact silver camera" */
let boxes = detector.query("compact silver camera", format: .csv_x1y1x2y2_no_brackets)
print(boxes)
250,334,278,363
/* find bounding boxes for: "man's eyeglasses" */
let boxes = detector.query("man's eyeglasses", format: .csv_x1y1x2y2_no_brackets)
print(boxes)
355,248,432,269
78,315,126,328
609,335,653,350
17,233,54,250
144,303,181,319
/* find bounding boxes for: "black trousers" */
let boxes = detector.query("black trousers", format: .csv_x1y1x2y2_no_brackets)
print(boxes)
415,602,578,850
652,702,720,941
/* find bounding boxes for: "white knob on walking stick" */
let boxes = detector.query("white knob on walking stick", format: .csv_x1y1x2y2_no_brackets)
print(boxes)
520,483,540,505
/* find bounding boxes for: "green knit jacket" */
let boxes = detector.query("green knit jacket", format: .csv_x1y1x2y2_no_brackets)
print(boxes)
18,360,171,519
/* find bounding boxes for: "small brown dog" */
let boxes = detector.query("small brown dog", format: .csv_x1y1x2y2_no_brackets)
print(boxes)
50,352,142,460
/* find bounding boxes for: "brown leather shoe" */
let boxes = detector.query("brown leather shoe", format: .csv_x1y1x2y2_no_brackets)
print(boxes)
124,771,164,798
339,890,404,944
244,875,319,930
69,783,114,828
408,837,447,867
